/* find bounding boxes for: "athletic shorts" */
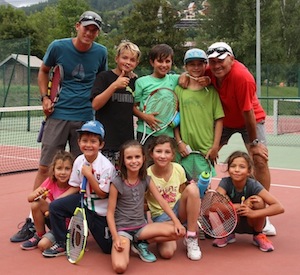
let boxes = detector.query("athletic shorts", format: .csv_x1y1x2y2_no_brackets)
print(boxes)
40,118,84,166
118,226,145,242
220,120,267,146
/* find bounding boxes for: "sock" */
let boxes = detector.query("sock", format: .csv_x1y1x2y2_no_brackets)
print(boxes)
186,231,197,238
36,231,45,238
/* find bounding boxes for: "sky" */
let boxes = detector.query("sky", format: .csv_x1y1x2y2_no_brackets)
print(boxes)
6,0,47,7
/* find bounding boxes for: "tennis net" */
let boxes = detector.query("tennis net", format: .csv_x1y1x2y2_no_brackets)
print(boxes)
0,106,43,175
273,99,300,135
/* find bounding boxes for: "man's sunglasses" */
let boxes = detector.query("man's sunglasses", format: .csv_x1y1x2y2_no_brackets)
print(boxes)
80,15,103,27
206,47,230,56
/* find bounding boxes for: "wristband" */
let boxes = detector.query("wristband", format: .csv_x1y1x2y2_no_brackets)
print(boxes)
40,94,50,102
177,140,183,145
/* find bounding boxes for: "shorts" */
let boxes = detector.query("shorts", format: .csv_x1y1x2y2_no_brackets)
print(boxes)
152,200,180,223
40,118,84,166
118,226,145,242
234,216,255,234
220,120,267,147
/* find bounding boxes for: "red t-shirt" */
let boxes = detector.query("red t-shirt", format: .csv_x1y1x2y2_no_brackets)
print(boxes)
206,60,265,128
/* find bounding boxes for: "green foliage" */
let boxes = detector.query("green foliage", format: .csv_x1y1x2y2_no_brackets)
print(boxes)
120,0,186,70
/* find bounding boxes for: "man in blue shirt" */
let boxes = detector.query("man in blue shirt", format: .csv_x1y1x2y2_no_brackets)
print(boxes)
10,11,108,243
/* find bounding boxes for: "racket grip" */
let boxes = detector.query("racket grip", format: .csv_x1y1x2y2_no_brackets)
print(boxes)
37,120,46,142
198,171,210,198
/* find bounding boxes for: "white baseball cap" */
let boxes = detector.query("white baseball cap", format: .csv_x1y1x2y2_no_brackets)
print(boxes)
207,42,234,60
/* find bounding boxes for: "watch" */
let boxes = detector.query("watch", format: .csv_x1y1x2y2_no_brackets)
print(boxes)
40,94,49,102
250,138,259,146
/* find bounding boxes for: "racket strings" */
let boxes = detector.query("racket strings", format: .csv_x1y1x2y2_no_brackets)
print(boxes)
200,192,237,238
145,91,177,126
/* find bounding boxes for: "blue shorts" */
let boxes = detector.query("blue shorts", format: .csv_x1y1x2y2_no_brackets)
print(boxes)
152,200,180,223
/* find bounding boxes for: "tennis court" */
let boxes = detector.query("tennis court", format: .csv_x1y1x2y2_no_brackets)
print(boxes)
1,138,300,274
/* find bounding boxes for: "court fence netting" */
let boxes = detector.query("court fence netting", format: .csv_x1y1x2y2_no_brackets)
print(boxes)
0,98,299,175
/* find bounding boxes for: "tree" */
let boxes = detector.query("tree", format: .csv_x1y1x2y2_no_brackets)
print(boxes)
198,0,283,67
120,0,186,71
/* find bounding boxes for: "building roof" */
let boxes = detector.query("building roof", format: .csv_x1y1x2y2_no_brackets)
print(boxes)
0,54,42,68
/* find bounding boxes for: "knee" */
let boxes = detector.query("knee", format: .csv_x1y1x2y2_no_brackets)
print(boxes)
113,262,128,274
184,183,200,198
37,238,52,252
250,195,265,210
31,201,40,212
252,155,268,171
158,243,176,259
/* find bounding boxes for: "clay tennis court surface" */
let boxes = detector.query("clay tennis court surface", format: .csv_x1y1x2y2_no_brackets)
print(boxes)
1,165,299,275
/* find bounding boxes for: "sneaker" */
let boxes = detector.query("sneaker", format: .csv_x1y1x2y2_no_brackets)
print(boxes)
131,242,156,263
20,233,41,250
262,217,276,236
253,233,274,252
185,237,202,260
212,233,236,248
42,242,66,257
10,218,35,243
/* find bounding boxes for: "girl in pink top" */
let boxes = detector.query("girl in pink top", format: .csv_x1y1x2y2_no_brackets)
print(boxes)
20,150,74,251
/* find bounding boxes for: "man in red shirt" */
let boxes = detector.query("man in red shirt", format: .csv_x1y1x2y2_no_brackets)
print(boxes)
205,42,276,236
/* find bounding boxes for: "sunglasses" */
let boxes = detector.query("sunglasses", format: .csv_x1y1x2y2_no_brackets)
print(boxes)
80,15,102,27
206,47,230,56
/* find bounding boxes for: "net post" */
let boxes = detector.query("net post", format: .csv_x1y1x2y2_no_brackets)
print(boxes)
273,99,278,135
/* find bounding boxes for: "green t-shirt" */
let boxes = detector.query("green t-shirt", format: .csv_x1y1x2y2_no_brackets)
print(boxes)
174,85,224,153
134,74,179,138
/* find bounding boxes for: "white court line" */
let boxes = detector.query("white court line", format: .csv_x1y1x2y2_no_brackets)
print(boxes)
0,155,39,161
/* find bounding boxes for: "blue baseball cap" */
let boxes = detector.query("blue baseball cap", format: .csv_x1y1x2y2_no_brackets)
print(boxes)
184,48,207,64
77,120,105,138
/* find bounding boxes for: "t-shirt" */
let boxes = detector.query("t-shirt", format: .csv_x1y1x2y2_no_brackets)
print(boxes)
206,60,266,128
146,162,186,217
134,74,179,138
91,70,136,151
112,175,150,231
43,38,107,121
174,85,224,153
218,177,264,203
41,177,70,202
69,152,116,216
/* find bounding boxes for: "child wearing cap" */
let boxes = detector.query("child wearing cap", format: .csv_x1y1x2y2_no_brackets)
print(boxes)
134,44,210,152
42,120,116,257
174,48,224,168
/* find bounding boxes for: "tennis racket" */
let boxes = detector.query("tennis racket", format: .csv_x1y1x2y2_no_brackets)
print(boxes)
180,150,213,181
66,176,88,264
197,190,237,238
140,88,178,145
37,64,64,142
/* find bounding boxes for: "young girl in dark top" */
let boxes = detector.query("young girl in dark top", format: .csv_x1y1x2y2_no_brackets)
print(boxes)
213,151,284,252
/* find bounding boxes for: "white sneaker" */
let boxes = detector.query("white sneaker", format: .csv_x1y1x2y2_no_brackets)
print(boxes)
263,217,276,236
185,237,202,261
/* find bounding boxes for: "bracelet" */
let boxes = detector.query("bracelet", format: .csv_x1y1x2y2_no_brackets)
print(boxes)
177,140,183,145
40,94,50,102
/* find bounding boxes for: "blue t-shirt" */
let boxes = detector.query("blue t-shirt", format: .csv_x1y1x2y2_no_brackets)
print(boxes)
43,38,107,121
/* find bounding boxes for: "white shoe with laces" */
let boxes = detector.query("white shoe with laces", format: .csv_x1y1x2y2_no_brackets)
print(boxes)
263,217,276,236
185,237,202,261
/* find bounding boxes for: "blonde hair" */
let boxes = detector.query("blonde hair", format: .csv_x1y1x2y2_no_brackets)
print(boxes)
116,40,141,61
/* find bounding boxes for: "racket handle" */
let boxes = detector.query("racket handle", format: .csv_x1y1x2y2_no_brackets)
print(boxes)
198,171,210,198
37,120,46,142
